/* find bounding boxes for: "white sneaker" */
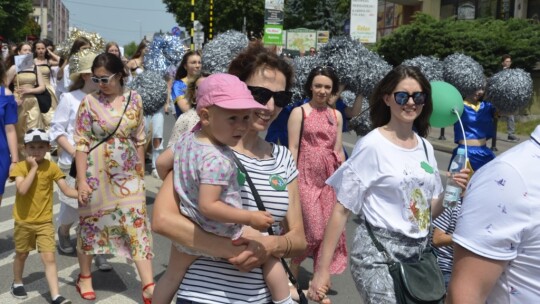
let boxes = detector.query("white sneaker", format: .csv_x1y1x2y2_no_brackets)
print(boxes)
151,169,159,179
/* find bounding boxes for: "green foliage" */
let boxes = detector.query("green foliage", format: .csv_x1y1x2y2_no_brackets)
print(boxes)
162,0,350,39
375,13,540,75
0,0,34,41
123,41,138,58
162,0,264,39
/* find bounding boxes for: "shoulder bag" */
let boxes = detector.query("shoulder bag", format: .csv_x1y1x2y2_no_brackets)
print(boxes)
231,153,308,304
364,138,445,304
69,91,132,178
33,65,52,113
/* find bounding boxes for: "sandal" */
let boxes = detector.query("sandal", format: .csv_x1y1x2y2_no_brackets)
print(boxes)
75,274,96,300
142,282,155,304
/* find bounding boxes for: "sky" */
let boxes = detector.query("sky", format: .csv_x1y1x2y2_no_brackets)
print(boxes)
63,0,179,46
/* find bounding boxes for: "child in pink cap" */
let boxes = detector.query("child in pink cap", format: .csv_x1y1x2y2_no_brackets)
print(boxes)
154,74,294,304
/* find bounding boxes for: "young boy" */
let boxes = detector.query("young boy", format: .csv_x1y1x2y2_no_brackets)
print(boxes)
10,128,77,304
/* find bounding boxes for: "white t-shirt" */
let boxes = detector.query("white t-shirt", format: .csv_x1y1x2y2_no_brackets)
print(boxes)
453,126,540,304
327,128,443,238
49,89,86,167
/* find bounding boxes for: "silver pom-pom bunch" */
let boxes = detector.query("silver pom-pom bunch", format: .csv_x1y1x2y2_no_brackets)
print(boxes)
127,70,168,116
291,55,319,102
56,27,105,58
443,53,485,97
316,37,367,91
354,51,393,97
144,34,187,75
402,55,444,82
486,68,533,113
202,30,249,74
349,96,372,136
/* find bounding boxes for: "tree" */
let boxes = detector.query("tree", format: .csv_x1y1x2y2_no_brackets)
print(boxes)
374,13,540,75
163,0,350,39
162,0,264,40
0,0,34,41
123,41,138,58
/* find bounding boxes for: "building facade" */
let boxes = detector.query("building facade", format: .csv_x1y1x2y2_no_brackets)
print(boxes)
377,0,539,39
32,0,69,44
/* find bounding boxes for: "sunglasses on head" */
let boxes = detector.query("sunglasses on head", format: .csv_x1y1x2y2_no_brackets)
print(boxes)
91,73,117,85
393,91,427,105
247,86,292,108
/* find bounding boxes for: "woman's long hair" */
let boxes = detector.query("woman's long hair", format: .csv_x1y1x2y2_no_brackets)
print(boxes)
174,50,201,81
369,65,433,138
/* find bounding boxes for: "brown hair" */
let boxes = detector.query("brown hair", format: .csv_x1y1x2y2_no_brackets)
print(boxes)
228,41,294,91
304,66,340,98
174,50,201,80
185,71,211,107
369,65,432,138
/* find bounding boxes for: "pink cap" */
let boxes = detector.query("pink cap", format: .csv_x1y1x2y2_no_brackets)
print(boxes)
196,73,266,114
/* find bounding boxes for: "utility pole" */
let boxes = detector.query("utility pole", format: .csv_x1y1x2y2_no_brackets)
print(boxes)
40,0,46,39
190,0,195,50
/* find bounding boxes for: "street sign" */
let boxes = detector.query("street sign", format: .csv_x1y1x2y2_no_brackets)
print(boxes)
171,26,181,36
194,31,204,50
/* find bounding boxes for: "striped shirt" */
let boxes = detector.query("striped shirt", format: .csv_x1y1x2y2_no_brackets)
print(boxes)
177,144,298,303
431,202,462,274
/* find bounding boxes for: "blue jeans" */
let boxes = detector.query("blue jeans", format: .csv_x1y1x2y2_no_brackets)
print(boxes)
443,271,452,289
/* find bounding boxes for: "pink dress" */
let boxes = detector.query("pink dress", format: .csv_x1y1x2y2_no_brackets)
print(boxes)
292,106,347,274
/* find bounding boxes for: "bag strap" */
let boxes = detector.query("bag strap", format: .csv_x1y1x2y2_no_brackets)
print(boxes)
88,91,131,153
231,153,308,304
297,107,305,159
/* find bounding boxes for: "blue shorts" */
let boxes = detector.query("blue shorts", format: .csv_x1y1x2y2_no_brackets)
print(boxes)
450,144,495,172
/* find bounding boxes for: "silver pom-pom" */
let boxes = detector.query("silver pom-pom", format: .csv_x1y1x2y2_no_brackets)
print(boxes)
340,90,356,107
402,56,444,82
127,70,168,116
486,68,533,113
202,30,249,74
144,34,187,75
443,53,485,97
354,51,393,97
291,55,319,102
56,27,105,58
317,37,367,90
349,96,372,136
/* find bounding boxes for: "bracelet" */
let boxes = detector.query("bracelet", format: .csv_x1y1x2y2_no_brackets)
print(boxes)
284,235,292,257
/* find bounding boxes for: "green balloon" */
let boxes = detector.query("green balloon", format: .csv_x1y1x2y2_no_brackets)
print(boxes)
430,81,464,128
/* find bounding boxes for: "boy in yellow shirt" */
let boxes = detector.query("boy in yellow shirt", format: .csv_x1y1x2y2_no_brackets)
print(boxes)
10,128,78,304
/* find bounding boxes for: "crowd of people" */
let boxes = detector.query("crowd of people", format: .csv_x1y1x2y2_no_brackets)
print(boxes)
0,34,537,304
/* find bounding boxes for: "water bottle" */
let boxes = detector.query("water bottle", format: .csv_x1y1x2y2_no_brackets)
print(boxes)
443,148,466,209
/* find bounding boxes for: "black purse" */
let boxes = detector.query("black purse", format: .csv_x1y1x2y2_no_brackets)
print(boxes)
33,65,52,113
69,91,131,178
363,138,445,304
231,153,308,304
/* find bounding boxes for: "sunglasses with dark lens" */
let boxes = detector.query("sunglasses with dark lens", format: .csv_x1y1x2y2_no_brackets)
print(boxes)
247,86,293,108
91,73,117,85
393,91,427,105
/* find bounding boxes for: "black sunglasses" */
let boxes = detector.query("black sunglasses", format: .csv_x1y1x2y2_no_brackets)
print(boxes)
247,86,292,108
393,91,427,105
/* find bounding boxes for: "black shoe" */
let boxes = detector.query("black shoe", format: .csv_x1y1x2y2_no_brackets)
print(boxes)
11,283,28,299
51,295,72,304
491,146,498,152
508,135,520,142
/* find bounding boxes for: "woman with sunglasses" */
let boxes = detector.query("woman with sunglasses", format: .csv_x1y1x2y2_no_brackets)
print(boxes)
287,66,347,288
73,53,154,303
153,41,334,304
308,65,470,303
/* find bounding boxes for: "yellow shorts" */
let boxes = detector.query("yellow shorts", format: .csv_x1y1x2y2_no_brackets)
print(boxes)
14,221,56,253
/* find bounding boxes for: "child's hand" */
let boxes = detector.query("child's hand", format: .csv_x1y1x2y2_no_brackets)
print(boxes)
77,180,93,207
26,156,38,168
249,211,274,231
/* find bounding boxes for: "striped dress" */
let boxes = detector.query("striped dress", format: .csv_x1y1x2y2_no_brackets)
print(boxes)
177,144,298,303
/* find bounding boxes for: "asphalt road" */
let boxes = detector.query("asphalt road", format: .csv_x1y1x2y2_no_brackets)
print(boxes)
0,113,453,303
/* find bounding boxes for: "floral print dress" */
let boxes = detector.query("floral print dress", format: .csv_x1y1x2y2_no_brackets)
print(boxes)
74,90,153,260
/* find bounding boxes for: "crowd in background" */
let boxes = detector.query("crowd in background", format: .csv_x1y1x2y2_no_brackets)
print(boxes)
0,34,537,304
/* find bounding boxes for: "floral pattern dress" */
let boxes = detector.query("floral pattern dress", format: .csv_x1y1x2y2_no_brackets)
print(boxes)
74,90,153,260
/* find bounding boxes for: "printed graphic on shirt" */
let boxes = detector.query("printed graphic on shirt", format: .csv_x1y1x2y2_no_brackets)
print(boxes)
401,164,431,234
